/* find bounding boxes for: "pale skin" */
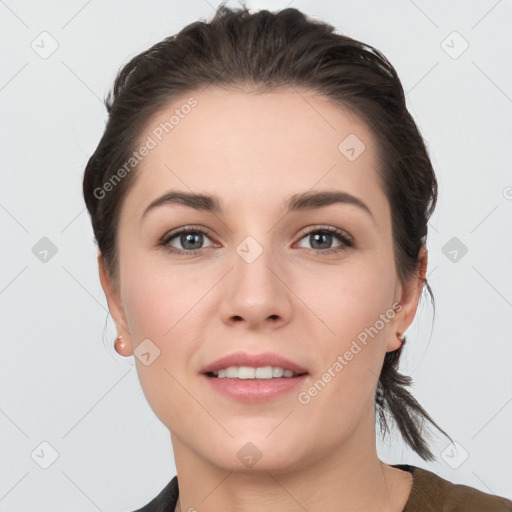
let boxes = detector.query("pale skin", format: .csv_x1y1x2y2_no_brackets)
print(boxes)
99,86,428,511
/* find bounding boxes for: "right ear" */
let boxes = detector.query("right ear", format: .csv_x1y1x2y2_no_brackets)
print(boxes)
97,251,134,356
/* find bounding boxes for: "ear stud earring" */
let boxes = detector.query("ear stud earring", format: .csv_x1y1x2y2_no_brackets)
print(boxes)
114,335,126,355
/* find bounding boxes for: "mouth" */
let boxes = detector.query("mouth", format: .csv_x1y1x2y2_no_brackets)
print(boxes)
204,366,308,379
200,351,309,401
201,351,309,378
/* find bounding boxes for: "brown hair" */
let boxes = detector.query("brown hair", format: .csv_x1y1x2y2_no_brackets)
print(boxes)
83,2,451,460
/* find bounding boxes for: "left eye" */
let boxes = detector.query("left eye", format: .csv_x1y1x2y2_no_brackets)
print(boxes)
296,227,354,253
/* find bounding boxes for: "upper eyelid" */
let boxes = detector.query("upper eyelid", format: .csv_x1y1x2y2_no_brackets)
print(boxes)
302,224,353,240
160,225,215,243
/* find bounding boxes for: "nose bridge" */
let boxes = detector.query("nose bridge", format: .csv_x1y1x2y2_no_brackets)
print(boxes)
233,231,281,299
220,229,292,326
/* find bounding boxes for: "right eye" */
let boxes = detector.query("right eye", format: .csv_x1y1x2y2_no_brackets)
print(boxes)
160,226,217,255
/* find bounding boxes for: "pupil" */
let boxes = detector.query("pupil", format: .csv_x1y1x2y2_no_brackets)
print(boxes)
311,233,331,249
182,233,202,250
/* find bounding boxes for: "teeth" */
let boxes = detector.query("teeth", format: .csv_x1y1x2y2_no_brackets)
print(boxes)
272,367,284,378
254,366,270,379
226,367,239,378
239,366,255,379
212,366,301,379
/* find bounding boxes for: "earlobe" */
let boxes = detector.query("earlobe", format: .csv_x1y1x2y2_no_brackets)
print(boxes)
97,252,134,356
385,331,404,353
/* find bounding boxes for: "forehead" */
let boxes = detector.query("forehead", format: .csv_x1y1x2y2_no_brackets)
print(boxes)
123,86,388,223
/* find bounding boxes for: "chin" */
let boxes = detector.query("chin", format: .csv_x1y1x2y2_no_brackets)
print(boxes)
201,433,310,475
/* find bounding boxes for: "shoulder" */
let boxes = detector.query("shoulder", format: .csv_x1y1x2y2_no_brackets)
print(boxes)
127,476,179,512
403,465,512,512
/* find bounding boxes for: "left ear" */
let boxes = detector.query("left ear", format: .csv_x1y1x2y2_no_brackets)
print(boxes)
386,244,428,352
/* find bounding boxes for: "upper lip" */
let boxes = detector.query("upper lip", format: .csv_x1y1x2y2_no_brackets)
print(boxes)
201,351,308,375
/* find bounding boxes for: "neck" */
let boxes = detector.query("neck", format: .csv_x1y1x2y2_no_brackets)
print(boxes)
170,409,412,512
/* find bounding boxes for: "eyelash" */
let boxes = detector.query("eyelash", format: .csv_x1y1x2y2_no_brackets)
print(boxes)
159,224,355,256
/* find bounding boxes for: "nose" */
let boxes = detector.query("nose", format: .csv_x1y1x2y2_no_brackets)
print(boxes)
218,237,294,331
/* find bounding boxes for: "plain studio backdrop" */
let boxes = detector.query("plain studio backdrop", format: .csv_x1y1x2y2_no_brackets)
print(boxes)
1,0,511,510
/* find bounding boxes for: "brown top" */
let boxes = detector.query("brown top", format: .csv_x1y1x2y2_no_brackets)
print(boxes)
131,464,512,511
399,464,512,511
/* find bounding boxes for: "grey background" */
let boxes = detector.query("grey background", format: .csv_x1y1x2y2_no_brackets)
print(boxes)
1,0,511,510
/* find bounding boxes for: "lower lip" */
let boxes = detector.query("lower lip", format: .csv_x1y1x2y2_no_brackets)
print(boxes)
201,374,308,402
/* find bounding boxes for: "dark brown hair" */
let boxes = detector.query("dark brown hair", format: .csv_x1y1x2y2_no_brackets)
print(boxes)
83,2,451,460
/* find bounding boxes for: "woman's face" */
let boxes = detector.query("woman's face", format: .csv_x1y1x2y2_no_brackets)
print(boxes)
100,86,424,473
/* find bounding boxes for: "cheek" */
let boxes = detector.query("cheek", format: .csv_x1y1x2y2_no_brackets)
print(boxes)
120,248,202,340
303,258,395,344
297,260,394,405
119,255,209,425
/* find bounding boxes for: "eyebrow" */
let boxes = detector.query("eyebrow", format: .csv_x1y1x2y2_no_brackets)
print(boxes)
141,189,375,223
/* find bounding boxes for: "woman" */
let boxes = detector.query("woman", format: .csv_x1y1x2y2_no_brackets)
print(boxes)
82,4,512,511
